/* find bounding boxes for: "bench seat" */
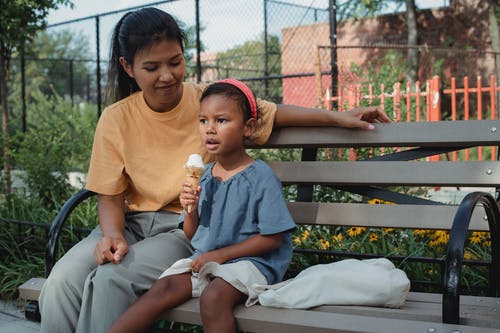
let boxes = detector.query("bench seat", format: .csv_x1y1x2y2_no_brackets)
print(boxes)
160,293,500,332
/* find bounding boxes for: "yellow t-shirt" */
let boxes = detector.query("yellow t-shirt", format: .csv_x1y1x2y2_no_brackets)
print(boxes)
86,82,276,213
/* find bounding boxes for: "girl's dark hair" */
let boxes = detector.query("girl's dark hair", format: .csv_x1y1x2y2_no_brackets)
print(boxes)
106,8,187,103
201,82,259,121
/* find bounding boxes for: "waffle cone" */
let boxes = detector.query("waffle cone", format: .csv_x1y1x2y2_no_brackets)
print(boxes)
185,166,204,213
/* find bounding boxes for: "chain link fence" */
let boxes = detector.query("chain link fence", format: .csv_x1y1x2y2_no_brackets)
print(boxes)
7,0,499,125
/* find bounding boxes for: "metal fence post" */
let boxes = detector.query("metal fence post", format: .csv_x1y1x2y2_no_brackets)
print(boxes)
69,60,74,106
264,0,269,96
195,0,202,82
329,0,338,111
21,47,26,132
95,15,102,118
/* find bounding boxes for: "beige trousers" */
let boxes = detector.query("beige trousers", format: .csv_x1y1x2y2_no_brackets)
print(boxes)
39,211,192,333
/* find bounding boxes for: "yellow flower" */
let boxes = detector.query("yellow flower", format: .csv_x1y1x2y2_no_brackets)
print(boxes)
483,240,492,247
429,239,439,247
301,230,310,240
429,230,449,247
369,233,378,242
383,228,394,233
469,232,482,244
347,227,366,237
368,198,394,205
368,198,382,204
463,251,474,260
414,229,428,237
332,233,344,243
319,239,330,250
293,236,301,245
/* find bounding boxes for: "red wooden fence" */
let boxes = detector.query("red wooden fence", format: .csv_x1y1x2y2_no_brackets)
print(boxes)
319,75,500,161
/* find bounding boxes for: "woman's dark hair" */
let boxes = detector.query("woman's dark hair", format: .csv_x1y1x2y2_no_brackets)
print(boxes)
200,82,259,121
106,8,187,103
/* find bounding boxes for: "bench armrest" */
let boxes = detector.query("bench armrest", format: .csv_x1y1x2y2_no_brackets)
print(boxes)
45,189,97,277
442,191,500,324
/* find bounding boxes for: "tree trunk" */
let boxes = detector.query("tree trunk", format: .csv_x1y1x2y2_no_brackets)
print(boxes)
488,0,500,117
406,0,418,83
0,45,11,194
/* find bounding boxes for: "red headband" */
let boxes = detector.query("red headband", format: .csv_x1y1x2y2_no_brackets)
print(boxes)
218,78,258,119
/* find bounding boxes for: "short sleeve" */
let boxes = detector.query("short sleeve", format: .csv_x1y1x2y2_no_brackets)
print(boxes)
86,110,128,195
250,99,277,145
255,168,296,235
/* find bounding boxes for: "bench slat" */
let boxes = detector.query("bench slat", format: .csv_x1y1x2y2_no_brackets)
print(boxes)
287,202,490,231
314,301,500,328
258,120,500,148
407,292,500,308
270,161,500,187
161,298,500,333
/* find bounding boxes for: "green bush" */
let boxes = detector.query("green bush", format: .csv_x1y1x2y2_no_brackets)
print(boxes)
0,89,97,300
7,89,95,209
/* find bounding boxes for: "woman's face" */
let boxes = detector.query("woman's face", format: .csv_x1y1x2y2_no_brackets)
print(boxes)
120,39,186,113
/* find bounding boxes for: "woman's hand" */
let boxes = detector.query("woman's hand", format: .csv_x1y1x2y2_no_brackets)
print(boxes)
336,106,391,130
93,236,129,265
95,193,127,265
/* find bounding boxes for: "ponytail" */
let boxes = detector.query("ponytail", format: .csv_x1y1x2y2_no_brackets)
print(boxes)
106,12,137,103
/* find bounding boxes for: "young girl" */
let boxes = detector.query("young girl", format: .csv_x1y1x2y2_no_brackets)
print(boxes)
108,79,297,333
39,7,389,333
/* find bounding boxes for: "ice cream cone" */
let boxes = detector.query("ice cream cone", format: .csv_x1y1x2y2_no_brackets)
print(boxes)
185,166,204,213
184,154,205,213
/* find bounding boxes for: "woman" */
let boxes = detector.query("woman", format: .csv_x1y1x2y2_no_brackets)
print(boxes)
38,7,390,333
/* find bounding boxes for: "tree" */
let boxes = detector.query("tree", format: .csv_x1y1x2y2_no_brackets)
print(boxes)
0,0,72,194
488,0,500,114
404,0,418,83
180,22,206,80
10,29,93,105
215,34,282,102
337,0,418,82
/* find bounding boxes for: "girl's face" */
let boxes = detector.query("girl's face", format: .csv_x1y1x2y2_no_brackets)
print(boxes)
199,94,256,158
120,39,186,113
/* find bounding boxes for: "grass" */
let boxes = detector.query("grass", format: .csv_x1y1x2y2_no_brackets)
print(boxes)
0,228,45,299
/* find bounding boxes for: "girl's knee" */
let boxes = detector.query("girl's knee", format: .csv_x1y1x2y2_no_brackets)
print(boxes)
148,277,173,296
199,287,220,319
200,284,222,308
199,282,235,315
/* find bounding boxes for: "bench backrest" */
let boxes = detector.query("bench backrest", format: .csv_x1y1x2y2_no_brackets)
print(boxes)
247,120,500,232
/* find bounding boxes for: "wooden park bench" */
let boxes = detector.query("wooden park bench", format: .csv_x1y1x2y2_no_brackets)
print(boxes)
20,119,500,332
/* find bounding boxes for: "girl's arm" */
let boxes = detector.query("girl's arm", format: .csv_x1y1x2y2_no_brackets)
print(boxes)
94,193,128,264
179,182,200,239
190,233,283,272
274,104,391,129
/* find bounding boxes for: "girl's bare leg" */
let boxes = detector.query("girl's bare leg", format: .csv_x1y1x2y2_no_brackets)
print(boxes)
199,277,245,333
108,273,192,333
